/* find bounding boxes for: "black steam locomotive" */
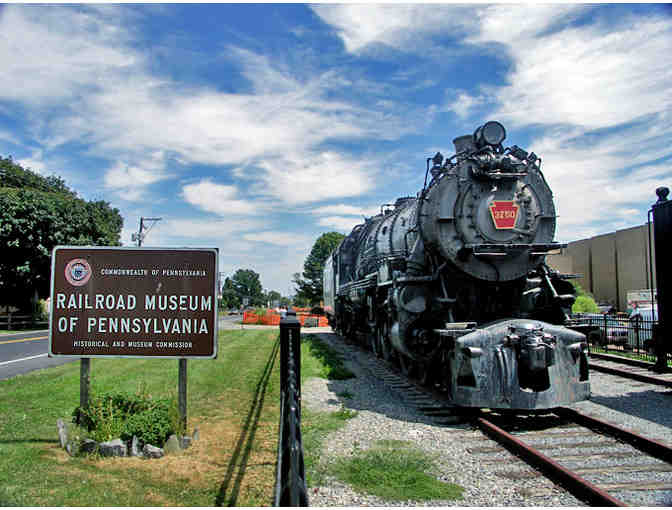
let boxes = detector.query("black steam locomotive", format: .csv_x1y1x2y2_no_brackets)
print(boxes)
323,121,590,410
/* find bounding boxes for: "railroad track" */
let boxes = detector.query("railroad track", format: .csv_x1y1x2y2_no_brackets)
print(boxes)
475,408,672,506
327,333,672,506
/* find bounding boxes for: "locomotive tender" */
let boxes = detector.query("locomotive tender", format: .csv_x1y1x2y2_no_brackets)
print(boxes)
323,121,590,410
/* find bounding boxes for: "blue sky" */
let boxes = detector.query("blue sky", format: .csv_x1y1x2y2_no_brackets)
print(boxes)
1,4,670,295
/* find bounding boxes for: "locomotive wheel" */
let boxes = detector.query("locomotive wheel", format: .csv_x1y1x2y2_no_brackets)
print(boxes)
415,361,432,386
368,328,379,357
378,322,393,361
399,355,415,377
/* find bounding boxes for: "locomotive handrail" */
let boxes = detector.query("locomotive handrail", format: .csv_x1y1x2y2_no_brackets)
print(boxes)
274,310,309,507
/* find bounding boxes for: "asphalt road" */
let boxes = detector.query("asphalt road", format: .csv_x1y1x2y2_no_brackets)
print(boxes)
0,329,78,381
0,314,244,381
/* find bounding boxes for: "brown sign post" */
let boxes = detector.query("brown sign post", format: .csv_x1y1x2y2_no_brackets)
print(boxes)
49,246,218,429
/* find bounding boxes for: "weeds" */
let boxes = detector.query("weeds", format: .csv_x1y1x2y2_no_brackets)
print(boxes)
301,335,355,380
329,440,464,502
72,389,179,447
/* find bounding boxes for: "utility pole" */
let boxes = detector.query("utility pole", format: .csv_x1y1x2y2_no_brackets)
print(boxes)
132,217,162,247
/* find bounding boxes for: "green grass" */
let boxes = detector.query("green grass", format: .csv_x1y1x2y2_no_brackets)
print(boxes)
329,440,464,502
301,334,355,380
0,330,361,506
590,345,672,367
0,329,283,506
298,334,359,486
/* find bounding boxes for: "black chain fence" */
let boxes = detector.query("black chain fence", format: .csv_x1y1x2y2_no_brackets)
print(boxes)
274,310,308,506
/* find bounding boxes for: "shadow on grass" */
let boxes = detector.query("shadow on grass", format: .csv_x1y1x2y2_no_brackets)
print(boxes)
302,335,355,380
215,336,280,507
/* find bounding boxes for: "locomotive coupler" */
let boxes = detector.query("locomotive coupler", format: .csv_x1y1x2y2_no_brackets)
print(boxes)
505,324,556,372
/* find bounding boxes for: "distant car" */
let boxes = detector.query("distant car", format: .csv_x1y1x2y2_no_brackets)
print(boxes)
597,303,615,314
605,323,630,350
629,307,658,353
581,313,630,349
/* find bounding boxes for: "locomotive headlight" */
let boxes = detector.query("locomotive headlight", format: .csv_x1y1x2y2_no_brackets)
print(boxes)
475,121,506,147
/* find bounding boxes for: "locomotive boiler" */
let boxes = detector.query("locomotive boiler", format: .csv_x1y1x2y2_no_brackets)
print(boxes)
323,121,590,410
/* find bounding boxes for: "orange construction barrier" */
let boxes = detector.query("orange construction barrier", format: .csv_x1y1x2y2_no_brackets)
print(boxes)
242,309,329,327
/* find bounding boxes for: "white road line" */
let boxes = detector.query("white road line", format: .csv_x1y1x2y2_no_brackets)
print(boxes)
0,353,48,366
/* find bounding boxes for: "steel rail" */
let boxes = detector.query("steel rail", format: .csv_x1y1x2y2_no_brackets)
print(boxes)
474,415,626,507
555,407,672,463
588,360,672,388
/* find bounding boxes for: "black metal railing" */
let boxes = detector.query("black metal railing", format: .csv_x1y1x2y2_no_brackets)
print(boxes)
573,312,667,365
274,310,308,506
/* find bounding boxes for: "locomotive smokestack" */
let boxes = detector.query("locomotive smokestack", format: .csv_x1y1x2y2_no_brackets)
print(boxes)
453,135,476,154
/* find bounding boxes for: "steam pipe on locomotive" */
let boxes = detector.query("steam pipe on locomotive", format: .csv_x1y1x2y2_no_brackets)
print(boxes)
323,121,590,410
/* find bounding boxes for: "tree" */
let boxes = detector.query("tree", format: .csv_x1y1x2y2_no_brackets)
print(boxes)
230,269,264,307
265,290,282,307
571,283,600,314
0,156,123,311
220,277,241,310
293,232,345,306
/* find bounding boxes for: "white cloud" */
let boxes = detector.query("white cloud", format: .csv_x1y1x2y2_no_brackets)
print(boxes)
104,152,171,201
181,179,259,216
470,7,672,130
317,215,364,233
0,129,20,146
1,5,420,209
242,231,312,247
311,5,474,54
314,4,672,240
255,151,375,204
0,6,137,105
443,91,485,120
311,203,380,217
16,150,46,174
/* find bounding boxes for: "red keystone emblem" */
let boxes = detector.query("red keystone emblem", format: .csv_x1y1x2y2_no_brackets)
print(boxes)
489,201,519,229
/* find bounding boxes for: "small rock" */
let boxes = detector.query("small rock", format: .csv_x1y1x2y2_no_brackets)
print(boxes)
130,436,142,457
164,434,181,454
192,427,200,441
179,435,192,449
57,419,68,448
143,444,164,459
99,438,127,457
81,439,98,454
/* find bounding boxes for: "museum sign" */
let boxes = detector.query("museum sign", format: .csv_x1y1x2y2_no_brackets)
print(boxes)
49,247,218,359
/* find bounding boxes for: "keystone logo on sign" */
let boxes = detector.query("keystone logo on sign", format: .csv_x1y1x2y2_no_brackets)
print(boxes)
489,201,519,229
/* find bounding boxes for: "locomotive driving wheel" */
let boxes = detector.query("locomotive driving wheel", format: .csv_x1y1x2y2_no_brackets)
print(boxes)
368,326,379,357
378,320,393,361
399,355,415,377
414,360,432,386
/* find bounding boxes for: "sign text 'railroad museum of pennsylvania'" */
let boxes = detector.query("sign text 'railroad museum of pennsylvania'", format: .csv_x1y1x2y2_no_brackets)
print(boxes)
49,247,218,359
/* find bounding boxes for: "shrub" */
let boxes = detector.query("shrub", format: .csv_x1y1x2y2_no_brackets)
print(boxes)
572,295,600,313
72,390,179,447
121,399,177,446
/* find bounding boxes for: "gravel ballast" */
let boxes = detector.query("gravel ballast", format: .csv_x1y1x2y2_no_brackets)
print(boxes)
302,333,590,506
301,333,672,506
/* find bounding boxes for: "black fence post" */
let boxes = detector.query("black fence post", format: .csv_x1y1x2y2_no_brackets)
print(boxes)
651,187,671,372
275,309,308,507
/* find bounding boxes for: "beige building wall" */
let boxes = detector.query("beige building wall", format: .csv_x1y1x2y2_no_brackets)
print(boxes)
545,224,655,311
591,233,618,307
615,225,654,311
